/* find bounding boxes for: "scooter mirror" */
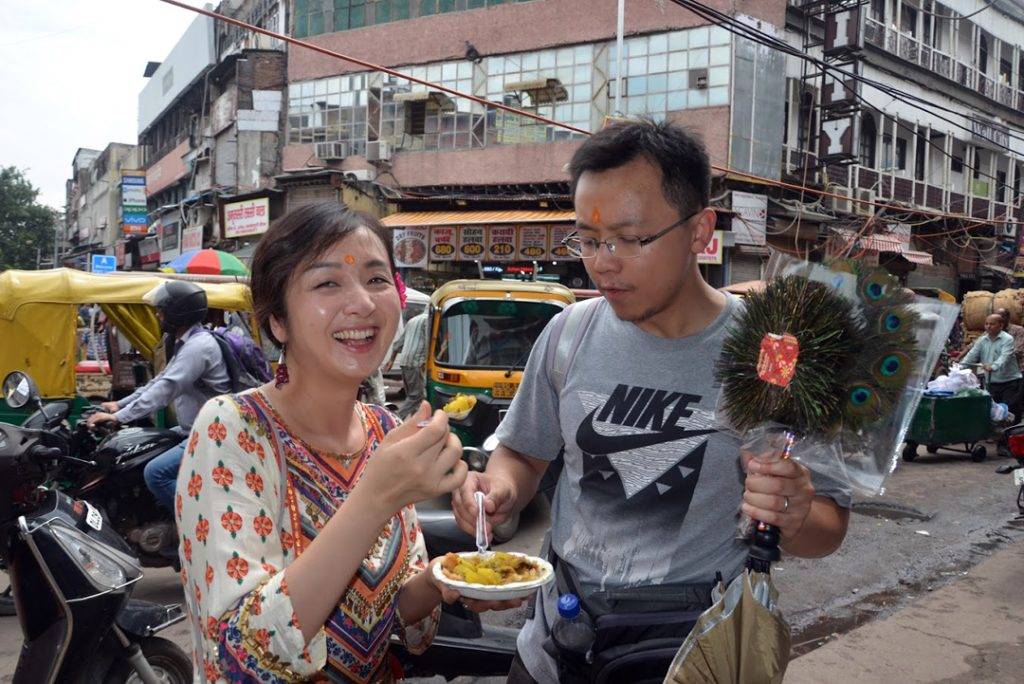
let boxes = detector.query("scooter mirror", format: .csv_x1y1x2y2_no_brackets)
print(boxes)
2,371,39,410
482,434,500,453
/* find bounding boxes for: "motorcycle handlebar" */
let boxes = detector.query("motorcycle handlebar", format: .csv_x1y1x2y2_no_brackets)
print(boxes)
29,445,64,460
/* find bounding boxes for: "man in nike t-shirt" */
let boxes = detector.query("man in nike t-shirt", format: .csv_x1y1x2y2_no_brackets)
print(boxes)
451,119,851,683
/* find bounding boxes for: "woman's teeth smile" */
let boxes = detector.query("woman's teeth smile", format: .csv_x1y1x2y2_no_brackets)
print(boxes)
332,328,377,351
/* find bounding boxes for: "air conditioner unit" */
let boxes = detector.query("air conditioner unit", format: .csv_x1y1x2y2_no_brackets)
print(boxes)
345,169,373,182
854,189,876,216
366,141,392,162
315,141,350,160
831,187,854,213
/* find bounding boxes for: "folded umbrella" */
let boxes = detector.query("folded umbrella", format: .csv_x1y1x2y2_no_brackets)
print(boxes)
664,570,790,684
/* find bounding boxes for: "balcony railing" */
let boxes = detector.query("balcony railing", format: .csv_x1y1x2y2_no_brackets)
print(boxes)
783,151,1023,224
862,18,1024,112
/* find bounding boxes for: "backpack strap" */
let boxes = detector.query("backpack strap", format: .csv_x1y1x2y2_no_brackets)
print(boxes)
547,297,603,396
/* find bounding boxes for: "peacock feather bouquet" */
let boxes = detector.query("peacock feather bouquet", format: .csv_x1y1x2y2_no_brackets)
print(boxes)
715,254,958,495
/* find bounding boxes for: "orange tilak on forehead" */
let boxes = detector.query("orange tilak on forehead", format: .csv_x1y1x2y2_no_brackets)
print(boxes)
590,207,602,225
344,254,356,265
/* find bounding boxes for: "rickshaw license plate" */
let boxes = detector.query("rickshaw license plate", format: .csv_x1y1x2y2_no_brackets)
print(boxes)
493,382,519,399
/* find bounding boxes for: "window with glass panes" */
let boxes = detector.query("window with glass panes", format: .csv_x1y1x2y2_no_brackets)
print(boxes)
293,0,534,38
608,26,731,117
484,44,593,144
287,75,368,156
385,61,484,151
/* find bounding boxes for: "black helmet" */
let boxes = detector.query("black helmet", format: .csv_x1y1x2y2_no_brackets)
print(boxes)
146,280,208,332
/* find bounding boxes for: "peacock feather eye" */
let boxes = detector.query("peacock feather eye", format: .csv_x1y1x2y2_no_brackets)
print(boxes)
871,351,912,388
859,268,899,304
845,382,882,420
883,312,901,332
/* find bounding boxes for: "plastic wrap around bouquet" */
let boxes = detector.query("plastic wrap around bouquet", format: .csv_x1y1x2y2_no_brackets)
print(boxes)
715,253,960,496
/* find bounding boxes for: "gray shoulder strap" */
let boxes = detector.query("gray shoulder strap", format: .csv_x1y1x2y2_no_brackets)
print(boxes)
547,297,602,395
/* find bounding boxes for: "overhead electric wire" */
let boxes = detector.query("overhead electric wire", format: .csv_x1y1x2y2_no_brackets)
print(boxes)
156,0,1022,227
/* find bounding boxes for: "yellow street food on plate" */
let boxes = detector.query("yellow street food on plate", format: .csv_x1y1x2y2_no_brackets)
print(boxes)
441,552,543,586
443,393,476,415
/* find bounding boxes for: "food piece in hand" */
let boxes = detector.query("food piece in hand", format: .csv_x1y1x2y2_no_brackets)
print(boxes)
443,393,477,417
440,551,543,585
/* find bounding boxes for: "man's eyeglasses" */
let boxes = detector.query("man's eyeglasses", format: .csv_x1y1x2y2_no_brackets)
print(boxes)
561,209,703,259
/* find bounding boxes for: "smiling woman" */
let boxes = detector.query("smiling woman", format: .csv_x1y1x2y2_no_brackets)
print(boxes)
175,203,471,681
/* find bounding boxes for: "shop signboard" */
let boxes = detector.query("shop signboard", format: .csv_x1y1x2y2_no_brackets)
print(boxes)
731,191,767,246
121,172,148,236
139,236,161,270
458,226,486,261
223,197,270,238
517,225,550,260
549,225,577,260
160,221,181,261
487,226,517,262
393,228,428,268
181,225,203,252
697,230,725,265
429,226,457,262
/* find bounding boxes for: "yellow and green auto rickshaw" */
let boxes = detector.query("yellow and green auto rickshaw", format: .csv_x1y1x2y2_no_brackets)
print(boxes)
0,268,255,426
426,279,576,447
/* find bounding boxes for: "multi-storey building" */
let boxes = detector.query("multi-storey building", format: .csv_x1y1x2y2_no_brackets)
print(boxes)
136,0,291,269
62,144,141,270
782,0,1024,294
281,0,784,289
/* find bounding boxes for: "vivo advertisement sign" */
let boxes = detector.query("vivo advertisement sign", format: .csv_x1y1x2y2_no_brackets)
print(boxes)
121,173,148,235
138,13,215,134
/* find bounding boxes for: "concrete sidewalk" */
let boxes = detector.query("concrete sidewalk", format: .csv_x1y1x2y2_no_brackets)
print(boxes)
785,539,1024,683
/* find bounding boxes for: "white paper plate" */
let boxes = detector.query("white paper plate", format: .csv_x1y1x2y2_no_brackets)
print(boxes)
433,552,554,600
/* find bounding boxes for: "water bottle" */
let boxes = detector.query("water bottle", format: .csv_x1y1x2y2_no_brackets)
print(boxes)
551,593,595,674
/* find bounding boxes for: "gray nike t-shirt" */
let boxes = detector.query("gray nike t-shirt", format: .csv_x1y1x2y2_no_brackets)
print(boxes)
495,295,852,683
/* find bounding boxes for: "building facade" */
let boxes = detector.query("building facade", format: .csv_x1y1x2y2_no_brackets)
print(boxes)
135,0,291,270
783,0,1024,294
62,144,142,270
281,0,783,289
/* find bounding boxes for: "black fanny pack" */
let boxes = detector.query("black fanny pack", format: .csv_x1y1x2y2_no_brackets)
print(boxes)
542,550,719,684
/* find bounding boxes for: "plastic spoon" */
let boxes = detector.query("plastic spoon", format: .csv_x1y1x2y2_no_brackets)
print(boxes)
474,491,491,557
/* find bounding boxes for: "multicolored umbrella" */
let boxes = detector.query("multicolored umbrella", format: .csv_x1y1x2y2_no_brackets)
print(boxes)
167,249,247,276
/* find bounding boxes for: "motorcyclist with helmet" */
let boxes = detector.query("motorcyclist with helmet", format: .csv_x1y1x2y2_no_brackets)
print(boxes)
87,281,232,518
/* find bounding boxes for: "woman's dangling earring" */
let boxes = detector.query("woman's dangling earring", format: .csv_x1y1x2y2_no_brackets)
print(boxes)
275,345,290,388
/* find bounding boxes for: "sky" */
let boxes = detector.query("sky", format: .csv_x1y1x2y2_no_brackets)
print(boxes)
0,1,198,210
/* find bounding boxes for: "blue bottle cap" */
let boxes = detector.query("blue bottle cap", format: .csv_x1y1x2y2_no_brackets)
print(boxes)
557,593,581,619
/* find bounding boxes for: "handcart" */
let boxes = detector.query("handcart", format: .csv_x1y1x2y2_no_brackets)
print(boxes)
902,391,993,462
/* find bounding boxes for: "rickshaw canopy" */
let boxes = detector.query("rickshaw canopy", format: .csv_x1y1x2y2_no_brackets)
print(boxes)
0,268,253,398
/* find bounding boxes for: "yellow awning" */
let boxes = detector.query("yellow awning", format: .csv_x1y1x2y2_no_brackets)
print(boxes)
381,209,576,227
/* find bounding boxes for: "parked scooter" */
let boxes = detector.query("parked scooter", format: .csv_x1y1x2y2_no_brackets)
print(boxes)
0,371,192,682
996,424,1024,516
14,392,185,572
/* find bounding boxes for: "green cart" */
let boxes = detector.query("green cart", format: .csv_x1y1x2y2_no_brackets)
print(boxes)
902,392,993,463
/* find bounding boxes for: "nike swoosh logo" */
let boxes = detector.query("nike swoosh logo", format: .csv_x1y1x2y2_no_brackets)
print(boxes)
576,409,717,455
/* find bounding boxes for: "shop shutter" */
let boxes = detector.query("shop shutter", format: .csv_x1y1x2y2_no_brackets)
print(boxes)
286,184,338,212
729,251,764,284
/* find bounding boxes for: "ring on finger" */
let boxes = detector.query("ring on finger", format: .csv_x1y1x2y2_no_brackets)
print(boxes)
782,496,790,512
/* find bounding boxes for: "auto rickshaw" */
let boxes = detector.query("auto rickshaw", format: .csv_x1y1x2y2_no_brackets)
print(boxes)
0,268,255,426
426,279,575,448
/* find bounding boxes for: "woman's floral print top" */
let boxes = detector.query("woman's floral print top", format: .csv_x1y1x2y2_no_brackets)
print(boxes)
176,390,439,682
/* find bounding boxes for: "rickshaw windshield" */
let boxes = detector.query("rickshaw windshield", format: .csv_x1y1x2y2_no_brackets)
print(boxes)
435,299,561,369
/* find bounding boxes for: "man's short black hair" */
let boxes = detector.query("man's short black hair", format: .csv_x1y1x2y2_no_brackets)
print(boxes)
568,117,710,218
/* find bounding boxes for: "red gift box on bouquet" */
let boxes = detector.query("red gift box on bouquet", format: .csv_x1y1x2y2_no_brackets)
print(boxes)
757,333,800,388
